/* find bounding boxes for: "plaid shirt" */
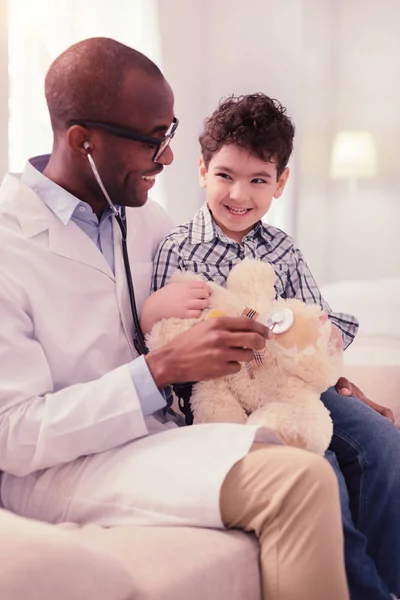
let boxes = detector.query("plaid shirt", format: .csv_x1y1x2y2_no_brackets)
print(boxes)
152,204,358,349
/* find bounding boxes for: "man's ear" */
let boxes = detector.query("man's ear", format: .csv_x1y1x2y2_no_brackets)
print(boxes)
199,155,208,188
273,167,290,199
67,125,93,157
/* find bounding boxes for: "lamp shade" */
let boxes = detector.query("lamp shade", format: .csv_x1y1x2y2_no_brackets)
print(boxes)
329,130,378,179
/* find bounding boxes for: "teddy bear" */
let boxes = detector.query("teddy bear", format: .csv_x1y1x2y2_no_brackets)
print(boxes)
146,259,343,455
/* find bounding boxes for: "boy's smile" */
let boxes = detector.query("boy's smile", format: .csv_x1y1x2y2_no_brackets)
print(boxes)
199,144,289,244
225,205,252,216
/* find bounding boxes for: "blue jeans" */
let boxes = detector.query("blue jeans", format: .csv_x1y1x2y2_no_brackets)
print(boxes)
322,387,400,600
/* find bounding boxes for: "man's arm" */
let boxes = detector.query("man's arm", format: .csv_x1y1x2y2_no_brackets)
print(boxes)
0,269,271,477
0,275,150,477
145,316,272,388
285,246,359,349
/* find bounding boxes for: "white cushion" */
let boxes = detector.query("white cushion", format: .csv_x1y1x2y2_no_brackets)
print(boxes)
64,523,261,600
321,279,400,421
321,278,400,338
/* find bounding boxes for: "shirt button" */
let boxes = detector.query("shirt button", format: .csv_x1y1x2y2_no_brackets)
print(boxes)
78,205,86,212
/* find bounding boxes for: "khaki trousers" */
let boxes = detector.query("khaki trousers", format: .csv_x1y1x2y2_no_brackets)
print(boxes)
220,443,349,600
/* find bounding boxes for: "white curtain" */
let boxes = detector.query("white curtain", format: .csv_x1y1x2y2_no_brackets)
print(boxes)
7,0,166,206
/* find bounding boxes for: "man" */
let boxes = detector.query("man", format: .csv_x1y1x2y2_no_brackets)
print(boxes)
0,36,388,599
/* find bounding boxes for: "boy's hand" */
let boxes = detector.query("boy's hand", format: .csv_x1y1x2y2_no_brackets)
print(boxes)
140,281,211,334
146,316,273,389
336,377,395,423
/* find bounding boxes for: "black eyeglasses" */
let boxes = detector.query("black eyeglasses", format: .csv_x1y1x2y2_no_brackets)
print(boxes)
69,117,179,162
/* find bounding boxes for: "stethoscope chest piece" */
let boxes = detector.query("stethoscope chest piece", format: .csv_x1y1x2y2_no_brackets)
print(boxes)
265,308,294,334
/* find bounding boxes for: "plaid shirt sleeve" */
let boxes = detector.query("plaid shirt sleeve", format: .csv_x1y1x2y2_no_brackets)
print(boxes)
152,235,182,292
285,246,359,349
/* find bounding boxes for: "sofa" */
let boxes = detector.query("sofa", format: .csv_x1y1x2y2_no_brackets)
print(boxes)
1,278,398,600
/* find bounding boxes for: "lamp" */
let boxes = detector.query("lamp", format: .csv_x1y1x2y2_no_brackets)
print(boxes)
329,130,378,193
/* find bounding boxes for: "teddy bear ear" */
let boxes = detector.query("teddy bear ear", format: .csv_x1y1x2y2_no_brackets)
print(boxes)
226,259,276,309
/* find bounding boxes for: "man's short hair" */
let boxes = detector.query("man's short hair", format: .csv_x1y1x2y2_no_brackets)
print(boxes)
199,93,295,177
45,37,163,132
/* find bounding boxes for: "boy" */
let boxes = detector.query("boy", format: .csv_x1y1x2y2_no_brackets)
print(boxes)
142,94,400,600
148,93,357,347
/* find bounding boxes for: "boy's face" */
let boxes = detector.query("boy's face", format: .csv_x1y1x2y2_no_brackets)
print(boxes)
199,144,289,243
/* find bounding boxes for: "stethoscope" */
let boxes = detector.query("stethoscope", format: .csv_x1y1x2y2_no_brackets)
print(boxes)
85,145,193,421
85,144,148,356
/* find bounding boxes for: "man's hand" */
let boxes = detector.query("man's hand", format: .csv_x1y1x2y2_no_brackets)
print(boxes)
335,377,395,423
140,281,211,334
146,316,272,389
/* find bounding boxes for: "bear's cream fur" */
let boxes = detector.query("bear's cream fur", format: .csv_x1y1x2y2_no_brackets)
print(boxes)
147,260,343,455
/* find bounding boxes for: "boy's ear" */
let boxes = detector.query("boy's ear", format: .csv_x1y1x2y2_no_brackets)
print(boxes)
199,155,208,188
273,167,290,199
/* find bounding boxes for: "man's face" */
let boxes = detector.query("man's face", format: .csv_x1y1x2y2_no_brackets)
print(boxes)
199,144,289,243
84,71,175,208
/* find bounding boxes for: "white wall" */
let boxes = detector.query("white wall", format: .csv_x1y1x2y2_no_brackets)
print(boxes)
2,0,399,285
0,0,8,179
156,0,208,223
160,0,400,284
158,0,304,232
299,0,400,283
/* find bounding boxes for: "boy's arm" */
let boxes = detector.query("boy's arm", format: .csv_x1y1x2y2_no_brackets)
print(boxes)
140,280,211,334
285,246,359,349
141,235,210,334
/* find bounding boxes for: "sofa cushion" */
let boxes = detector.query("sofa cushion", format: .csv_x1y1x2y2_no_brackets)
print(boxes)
0,509,135,600
321,277,400,338
65,523,261,600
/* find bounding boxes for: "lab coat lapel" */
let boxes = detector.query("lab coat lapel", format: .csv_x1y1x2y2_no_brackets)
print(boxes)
5,175,115,280
48,220,115,280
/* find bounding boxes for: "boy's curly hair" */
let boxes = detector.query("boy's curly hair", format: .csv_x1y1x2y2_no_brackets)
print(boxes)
199,93,295,177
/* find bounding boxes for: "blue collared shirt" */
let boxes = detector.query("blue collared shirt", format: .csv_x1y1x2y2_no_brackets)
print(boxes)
21,155,166,417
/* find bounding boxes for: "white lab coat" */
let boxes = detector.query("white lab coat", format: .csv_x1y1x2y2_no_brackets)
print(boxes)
0,174,280,528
